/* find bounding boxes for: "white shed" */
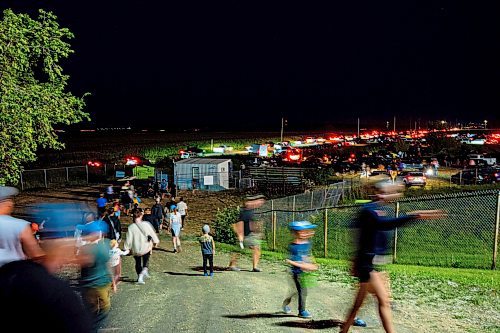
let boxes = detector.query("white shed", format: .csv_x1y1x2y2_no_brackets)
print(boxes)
174,158,232,191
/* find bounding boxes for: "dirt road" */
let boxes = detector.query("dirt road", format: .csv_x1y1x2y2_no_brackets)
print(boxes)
102,239,438,333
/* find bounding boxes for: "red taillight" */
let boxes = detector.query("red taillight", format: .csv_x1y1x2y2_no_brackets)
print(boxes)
407,176,414,180
180,150,184,154
87,161,92,165
95,162,101,167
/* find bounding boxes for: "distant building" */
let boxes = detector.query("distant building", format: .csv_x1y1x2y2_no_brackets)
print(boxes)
174,158,232,191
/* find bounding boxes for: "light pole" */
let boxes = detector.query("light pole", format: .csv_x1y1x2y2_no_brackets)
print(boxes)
484,120,488,129
280,117,284,143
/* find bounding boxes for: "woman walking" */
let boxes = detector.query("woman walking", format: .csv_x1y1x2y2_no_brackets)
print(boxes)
169,205,182,253
124,209,159,284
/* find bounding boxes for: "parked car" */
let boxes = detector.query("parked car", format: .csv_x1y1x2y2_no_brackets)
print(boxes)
478,167,500,184
450,170,485,185
179,147,204,159
402,171,426,187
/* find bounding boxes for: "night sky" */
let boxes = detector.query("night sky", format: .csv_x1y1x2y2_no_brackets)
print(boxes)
2,1,499,131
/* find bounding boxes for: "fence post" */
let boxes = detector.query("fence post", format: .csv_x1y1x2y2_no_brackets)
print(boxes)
273,211,277,251
324,208,328,258
459,170,462,185
292,195,296,221
66,167,69,182
393,201,400,264
20,172,24,191
104,164,107,176
271,199,276,251
44,169,48,188
86,165,89,184
310,191,314,209
493,192,500,270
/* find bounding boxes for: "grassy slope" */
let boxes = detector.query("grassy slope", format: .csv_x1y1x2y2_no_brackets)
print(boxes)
218,243,500,332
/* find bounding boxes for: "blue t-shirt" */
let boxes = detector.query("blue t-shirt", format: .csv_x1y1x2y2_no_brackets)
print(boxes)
199,234,213,255
289,241,312,274
96,197,107,208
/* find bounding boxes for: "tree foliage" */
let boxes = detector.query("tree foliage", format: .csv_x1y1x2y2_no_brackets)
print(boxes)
0,9,89,184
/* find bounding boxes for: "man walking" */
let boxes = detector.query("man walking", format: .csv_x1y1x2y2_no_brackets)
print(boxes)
228,194,265,272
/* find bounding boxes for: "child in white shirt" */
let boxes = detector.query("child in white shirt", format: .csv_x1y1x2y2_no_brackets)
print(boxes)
109,239,129,292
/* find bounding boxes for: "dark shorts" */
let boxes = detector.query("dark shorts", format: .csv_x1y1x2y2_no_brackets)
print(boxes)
243,233,261,248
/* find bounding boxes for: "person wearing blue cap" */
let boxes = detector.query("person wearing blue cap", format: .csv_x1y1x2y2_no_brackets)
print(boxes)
76,218,112,332
169,204,182,253
282,221,318,319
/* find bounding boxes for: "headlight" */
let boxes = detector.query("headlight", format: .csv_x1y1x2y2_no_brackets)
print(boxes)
425,169,433,176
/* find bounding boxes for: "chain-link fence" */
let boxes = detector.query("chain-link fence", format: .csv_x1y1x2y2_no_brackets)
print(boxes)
20,164,131,190
256,190,500,270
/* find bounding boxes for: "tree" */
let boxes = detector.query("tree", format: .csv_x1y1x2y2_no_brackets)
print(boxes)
0,9,89,185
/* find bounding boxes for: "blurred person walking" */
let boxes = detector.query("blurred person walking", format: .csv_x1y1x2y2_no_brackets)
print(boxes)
282,221,319,319
0,186,45,267
228,194,265,272
76,222,113,332
340,182,444,333
124,209,159,284
102,207,122,242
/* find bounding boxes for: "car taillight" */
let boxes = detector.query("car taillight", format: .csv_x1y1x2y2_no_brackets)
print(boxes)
407,176,414,180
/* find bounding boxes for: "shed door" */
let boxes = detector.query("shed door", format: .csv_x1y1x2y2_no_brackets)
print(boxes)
192,167,200,180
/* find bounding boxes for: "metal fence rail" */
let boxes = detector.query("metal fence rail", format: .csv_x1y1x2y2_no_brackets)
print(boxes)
256,190,500,270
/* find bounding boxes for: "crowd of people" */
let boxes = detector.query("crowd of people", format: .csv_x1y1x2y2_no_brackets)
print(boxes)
0,179,444,333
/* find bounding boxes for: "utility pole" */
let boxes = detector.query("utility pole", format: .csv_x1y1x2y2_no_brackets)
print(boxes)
357,117,360,138
280,117,284,143
393,116,396,132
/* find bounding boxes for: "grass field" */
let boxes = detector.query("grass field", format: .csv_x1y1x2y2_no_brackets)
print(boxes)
218,243,500,332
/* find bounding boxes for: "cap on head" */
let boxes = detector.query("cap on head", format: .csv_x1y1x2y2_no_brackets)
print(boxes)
289,221,317,231
0,186,19,201
202,224,210,233
170,204,177,210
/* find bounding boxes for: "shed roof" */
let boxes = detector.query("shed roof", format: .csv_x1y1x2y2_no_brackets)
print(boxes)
175,158,231,165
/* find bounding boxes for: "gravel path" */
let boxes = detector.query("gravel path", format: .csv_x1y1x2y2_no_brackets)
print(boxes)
102,240,426,333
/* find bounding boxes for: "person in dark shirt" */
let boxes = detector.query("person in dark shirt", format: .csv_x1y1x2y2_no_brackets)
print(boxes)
228,194,265,272
341,182,444,333
102,208,121,241
150,198,165,233
0,259,92,333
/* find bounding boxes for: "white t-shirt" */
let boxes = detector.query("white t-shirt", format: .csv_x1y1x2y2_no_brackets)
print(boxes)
177,201,187,216
0,215,30,267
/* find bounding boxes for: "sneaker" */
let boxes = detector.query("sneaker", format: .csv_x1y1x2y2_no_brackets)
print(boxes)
282,305,292,314
209,272,214,277
173,249,177,253
298,310,312,319
353,318,367,327
252,268,262,272
228,266,241,271
203,272,208,276
142,268,150,278
137,274,145,285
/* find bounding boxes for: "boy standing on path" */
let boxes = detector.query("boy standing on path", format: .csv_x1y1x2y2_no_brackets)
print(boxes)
282,221,318,319
199,225,215,277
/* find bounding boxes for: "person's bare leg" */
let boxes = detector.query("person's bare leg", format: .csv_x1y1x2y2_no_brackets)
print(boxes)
252,247,261,269
370,272,394,333
229,252,239,267
172,237,177,251
341,282,368,333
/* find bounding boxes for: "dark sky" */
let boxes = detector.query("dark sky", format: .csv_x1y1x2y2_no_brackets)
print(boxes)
2,1,500,131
